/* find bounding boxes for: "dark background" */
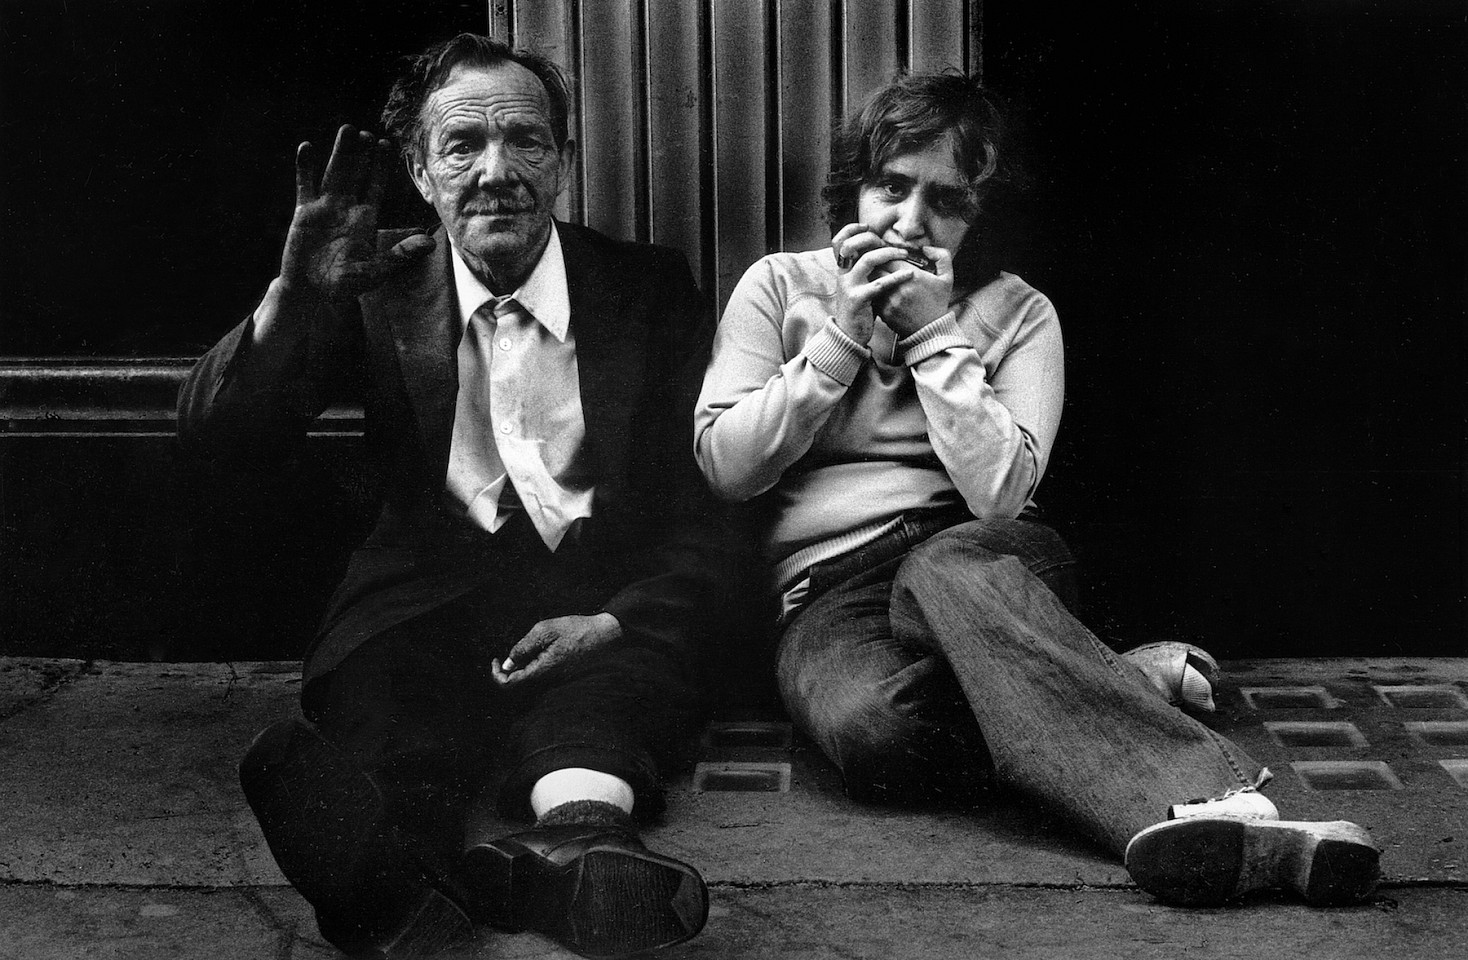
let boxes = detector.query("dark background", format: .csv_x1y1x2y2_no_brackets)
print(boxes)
1,0,1463,660
0,0,476,356
982,1,1465,656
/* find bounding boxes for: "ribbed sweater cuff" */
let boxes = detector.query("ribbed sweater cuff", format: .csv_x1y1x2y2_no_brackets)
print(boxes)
804,319,869,385
898,312,968,365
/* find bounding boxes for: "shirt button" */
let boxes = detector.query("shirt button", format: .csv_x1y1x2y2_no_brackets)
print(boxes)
499,338,512,350
499,422,512,434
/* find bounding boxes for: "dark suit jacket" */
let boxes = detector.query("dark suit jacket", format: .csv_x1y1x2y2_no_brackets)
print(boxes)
178,221,733,682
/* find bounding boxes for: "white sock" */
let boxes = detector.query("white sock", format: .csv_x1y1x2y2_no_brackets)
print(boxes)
529,767,636,819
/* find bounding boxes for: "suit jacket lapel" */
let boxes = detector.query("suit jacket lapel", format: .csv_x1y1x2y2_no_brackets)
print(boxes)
560,223,647,483
363,222,648,496
364,226,458,465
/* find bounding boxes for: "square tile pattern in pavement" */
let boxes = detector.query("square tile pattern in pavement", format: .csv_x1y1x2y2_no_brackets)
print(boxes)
1,656,1465,959
677,657,1468,886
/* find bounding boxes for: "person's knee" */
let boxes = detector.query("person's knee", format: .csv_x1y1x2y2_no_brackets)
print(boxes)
789,681,934,795
906,518,1080,613
922,517,1068,564
899,526,1020,595
830,691,922,759
831,702,976,802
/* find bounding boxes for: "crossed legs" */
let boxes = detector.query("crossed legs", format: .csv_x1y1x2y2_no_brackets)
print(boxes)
779,518,1262,853
777,518,1379,904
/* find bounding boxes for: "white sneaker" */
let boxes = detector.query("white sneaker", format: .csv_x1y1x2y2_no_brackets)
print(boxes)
1122,641,1220,713
1125,814,1380,907
1169,788,1279,821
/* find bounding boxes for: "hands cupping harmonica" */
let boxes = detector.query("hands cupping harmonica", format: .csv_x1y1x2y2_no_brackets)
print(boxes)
899,252,937,274
837,249,937,274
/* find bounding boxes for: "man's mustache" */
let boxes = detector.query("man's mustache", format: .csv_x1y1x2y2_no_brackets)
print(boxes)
465,191,536,215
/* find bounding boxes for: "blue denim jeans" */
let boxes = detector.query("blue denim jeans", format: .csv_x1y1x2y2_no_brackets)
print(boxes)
776,515,1265,856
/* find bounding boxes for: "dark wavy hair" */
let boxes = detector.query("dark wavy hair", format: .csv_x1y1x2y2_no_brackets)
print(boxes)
822,71,1012,286
380,33,572,161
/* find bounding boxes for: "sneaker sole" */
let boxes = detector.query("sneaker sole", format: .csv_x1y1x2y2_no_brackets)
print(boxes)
466,839,707,959
1124,816,1380,907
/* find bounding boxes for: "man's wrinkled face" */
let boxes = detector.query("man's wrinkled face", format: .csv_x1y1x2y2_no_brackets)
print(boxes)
409,61,573,288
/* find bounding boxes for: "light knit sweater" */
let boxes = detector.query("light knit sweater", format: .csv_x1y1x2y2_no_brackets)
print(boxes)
694,247,1064,582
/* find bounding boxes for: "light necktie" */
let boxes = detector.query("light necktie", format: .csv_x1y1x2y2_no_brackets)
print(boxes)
448,295,592,549
446,297,519,532
486,295,576,548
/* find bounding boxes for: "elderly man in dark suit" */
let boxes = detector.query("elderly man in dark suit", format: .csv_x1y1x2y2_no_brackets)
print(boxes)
179,34,726,960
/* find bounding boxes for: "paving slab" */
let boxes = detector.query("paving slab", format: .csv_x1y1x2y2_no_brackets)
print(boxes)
0,661,295,887
1,884,1463,960
0,657,88,722
1,656,1466,959
0,660,1119,889
3,658,1467,889
1211,658,1468,884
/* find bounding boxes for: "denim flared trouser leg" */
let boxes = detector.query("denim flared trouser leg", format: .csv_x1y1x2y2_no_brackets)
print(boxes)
777,516,1266,857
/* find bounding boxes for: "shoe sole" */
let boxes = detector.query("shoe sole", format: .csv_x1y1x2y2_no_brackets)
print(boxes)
466,838,708,959
1125,816,1380,907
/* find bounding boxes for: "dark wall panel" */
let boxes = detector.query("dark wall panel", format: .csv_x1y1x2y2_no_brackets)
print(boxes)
0,0,486,357
509,0,579,223
711,0,772,306
842,0,901,114
578,0,644,237
983,0,1466,656
778,0,836,254
646,1,707,268
908,0,966,74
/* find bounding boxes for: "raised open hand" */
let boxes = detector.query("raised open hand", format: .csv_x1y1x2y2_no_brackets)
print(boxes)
278,125,434,305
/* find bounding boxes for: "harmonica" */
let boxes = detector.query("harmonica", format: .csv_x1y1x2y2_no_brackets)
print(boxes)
900,252,937,274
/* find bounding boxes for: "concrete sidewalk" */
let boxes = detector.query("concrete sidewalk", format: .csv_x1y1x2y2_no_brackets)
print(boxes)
2,657,1465,959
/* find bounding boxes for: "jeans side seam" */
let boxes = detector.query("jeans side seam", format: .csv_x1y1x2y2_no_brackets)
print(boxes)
1200,726,1254,786
1084,630,1253,787
1082,629,1125,672
1024,555,1076,578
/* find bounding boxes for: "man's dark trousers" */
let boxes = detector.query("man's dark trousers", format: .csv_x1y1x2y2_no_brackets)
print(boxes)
241,511,703,942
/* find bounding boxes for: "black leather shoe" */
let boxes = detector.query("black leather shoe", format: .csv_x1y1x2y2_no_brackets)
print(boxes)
459,824,707,959
240,719,475,957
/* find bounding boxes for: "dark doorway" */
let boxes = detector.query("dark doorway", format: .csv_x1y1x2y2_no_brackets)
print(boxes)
0,0,480,357
983,1,1466,657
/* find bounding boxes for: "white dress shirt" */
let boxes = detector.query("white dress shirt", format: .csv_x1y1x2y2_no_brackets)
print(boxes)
444,225,595,550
